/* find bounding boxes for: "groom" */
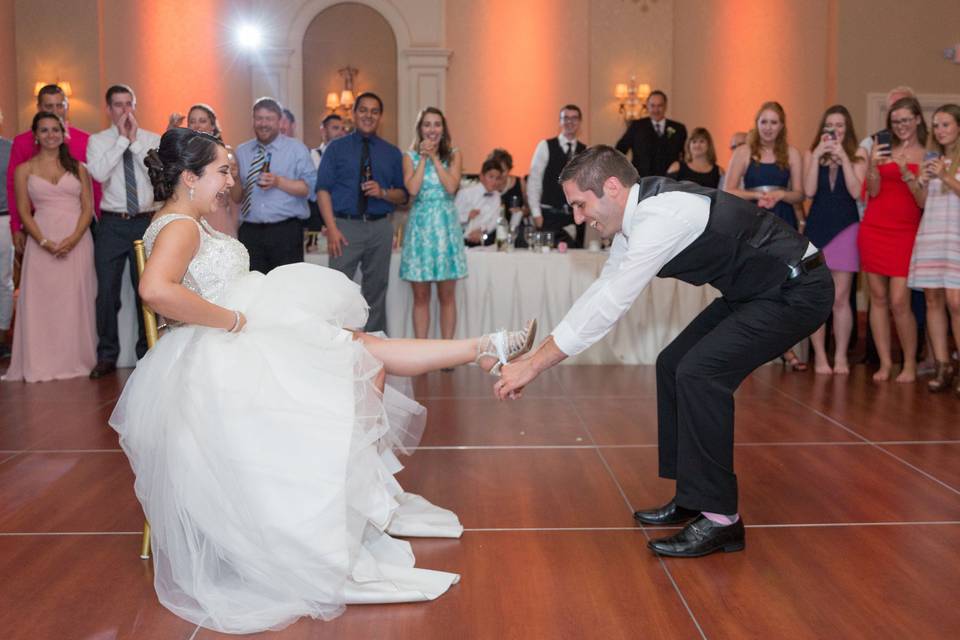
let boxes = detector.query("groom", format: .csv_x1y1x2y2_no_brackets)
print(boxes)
496,145,832,557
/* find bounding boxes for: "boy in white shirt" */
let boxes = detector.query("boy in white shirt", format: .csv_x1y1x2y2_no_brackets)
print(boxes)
456,159,504,247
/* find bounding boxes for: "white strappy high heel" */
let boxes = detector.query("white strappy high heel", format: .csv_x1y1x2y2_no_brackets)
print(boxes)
475,319,538,376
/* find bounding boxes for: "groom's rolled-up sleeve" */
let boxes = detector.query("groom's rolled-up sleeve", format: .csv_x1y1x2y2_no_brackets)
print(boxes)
551,203,698,357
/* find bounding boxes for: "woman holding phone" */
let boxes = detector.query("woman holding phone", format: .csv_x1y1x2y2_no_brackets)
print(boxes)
860,96,928,382
908,104,960,394
803,105,867,375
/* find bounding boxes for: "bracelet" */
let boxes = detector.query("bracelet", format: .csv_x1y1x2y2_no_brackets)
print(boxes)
39,238,50,248
228,310,242,333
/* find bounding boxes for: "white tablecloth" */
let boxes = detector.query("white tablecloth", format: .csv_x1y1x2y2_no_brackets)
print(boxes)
305,247,719,365
119,248,719,366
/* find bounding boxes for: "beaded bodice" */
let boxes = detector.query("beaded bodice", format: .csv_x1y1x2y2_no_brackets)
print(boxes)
142,213,250,302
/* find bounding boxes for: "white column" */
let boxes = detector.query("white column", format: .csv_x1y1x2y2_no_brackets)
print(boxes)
250,48,296,106
399,48,452,150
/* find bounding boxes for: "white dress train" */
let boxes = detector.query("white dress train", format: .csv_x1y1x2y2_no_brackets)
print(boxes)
110,214,461,634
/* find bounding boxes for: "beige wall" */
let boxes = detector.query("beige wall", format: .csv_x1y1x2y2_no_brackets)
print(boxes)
837,0,960,134
302,2,398,148
0,0,16,137
13,0,100,133
589,0,674,154
7,0,960,165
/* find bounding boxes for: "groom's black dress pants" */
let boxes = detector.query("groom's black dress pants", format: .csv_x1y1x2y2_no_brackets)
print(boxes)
655,264,833,514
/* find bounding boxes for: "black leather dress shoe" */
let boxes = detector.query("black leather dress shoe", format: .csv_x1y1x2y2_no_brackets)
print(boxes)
633,498,700,525
647,515,745,557
89,361,117,379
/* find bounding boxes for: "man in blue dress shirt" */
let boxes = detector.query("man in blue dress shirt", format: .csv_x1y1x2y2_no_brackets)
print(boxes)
231,97,316,274
316,92,407,332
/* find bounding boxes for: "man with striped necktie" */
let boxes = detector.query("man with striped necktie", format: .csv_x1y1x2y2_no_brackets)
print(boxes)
230,97,316,275
86,84,161,378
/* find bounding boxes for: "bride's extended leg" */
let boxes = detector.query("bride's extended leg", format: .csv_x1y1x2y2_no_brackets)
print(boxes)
353,319,537,377
355,333,484,376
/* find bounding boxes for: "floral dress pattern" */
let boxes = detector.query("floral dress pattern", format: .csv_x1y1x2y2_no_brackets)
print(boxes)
400,151,468,282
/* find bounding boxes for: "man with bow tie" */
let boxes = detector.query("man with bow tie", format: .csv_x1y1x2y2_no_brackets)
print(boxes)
527,104,587,247
456,159,505,247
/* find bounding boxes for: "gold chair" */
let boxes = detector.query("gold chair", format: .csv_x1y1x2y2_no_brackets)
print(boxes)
133,239,160,560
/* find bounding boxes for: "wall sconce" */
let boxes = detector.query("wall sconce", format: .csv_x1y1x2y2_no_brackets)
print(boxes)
944,44,960,63
615,76,650,122
34,80,73,97
325,66,359,129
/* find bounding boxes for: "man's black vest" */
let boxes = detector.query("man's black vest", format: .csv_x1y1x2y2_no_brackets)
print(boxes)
542,137,586,209
640,177,810,302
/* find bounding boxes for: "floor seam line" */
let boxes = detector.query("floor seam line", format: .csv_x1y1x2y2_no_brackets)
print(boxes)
760,381,960,498
566,390,708,640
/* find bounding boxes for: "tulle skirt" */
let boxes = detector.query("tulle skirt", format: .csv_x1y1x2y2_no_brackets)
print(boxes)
110,263,461,634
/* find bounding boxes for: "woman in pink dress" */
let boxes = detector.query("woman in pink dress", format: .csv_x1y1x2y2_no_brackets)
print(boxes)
3,112,96,382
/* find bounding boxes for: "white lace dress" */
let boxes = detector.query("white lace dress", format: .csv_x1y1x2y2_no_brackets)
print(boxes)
110,214,461,634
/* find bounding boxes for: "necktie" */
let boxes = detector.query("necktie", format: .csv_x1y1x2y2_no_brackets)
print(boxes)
358,137,371,215
122,148,138,215
566,142,576,162
242,144,265,219
655,122,663,137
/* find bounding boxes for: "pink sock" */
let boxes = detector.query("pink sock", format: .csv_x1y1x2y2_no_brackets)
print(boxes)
702,511,739,525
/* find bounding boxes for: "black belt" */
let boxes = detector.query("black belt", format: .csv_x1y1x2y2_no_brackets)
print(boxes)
787,252,824,280
0,211,8,217
102,209,152,220
334,212,387,222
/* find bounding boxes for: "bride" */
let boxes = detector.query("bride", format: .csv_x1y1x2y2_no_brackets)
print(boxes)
110,128,536,634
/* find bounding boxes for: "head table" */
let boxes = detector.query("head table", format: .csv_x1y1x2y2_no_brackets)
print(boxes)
114,247,718,367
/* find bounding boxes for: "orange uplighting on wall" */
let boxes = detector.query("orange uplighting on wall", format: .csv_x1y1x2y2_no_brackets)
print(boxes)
446,0,590,171
130,0,230,138
673,0,829,168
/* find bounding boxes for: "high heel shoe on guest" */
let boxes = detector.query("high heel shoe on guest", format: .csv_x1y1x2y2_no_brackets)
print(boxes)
927,361,956,393
476,319,538,376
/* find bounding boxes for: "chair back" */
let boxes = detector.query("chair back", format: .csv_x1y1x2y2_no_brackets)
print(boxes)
132,240,160,350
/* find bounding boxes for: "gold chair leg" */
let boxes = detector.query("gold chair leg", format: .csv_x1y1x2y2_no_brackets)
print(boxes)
140,521,152,559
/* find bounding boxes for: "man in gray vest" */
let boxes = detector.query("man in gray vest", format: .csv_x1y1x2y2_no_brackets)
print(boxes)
527,104,587,247
496,145,832,557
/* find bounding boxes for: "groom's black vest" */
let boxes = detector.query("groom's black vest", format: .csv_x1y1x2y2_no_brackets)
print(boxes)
641,177,810,302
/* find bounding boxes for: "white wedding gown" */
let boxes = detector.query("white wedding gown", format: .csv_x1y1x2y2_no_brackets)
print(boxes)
110,214,461,634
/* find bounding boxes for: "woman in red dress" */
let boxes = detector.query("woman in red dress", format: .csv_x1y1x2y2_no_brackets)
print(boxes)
859,97,928,382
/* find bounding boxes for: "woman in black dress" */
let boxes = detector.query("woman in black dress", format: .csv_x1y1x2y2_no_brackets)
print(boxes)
667,127,723,188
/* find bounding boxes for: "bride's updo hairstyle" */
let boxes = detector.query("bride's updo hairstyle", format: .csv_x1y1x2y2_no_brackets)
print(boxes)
145,127,225,202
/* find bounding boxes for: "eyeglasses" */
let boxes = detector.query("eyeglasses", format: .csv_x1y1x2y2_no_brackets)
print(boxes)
890,117,916,126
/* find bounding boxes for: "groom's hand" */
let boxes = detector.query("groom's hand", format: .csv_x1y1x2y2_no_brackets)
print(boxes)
495,354,538,400
495,337,568,401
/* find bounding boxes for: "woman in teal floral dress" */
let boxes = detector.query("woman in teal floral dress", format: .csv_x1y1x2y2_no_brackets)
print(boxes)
400,107,467,339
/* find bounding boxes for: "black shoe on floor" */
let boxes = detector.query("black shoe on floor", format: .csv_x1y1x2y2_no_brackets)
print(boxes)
89,361,117,379
647,515,745,558
633,498,700,526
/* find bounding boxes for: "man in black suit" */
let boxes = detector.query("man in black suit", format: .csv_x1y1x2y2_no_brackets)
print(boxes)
615,90,687,178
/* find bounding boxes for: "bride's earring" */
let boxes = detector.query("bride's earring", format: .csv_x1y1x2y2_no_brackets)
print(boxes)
188,186,195,201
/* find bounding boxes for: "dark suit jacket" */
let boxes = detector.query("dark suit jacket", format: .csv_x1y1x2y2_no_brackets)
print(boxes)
615,117,688,178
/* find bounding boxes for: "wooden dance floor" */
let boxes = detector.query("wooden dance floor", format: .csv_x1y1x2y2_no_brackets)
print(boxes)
1,364,958,639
